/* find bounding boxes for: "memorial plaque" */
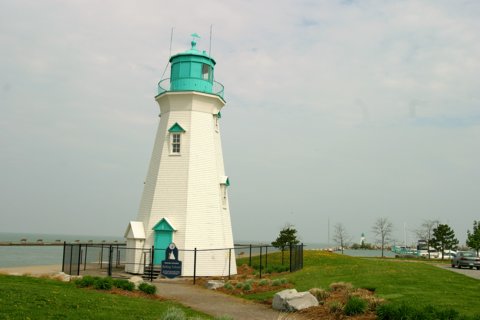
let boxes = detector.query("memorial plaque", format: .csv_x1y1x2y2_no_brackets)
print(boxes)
161,260,182,278
161,242,182,278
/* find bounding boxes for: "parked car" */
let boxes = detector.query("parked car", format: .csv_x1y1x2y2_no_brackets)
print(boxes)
451,251,480,269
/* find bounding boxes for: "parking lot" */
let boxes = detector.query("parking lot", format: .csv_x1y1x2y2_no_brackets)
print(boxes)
437,264,480,280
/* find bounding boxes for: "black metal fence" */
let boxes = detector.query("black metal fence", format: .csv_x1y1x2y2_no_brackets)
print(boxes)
62,242,133,277
62,242,304,283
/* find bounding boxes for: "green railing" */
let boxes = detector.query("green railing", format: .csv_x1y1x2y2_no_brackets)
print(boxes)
157,78,224,99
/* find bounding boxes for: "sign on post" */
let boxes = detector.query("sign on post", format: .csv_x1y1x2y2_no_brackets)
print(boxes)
161,243,182,279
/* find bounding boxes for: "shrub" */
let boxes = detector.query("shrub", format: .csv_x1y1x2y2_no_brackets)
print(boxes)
309,288,330,302
329,282,353,292
223,282,233,290
93,277,113,290
74,275,97,288
162,307,185,320
271,279,282,286
344,296,367,316
265,265,290,274
243,283,252,291
327,301,343,314
138,282,157,295
258,279,269,286
113,279,134,291
279,278,288,285
235,282,243,289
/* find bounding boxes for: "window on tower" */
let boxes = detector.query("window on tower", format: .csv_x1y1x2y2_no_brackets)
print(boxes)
172,133,181,154
202,64,211,81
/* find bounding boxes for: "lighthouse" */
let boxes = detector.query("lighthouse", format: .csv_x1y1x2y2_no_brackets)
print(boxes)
124,35,237,276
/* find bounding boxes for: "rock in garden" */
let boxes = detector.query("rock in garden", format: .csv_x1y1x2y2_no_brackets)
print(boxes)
53,272,71,282
272,289,319,311
206,280,225,290
129,276,144,288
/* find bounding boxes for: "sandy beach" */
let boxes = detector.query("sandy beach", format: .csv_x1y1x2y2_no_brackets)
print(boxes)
0,264,62,276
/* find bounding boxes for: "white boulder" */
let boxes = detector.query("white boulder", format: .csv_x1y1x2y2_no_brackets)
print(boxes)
129,276,144,289
272,289,319,311
206,280,225,290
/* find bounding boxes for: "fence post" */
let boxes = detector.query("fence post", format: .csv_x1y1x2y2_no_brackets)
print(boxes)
249,244,252,266
150,246,155,282
228,248,232,279
108,245,113,277
61,241,66,272
77,244,82,276
84,244,88,270
289,243,293,272
100,244,104,268
265,246,268,271
301,243,304,269
259,246,263,279
193,248,197,285
69,244,73,275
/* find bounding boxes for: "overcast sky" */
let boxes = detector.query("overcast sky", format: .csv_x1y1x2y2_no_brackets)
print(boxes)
1,0,479,246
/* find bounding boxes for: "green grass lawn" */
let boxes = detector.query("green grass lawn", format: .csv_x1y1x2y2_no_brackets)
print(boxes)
0,275,212,320
239,250,480,317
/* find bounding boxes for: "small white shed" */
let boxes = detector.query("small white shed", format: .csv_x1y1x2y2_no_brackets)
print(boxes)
124,221,146,274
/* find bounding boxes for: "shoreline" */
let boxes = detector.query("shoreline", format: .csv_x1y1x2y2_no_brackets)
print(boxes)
0,264,62,276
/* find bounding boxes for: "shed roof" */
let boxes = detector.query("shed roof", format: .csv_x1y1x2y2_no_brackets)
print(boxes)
124,221,146,239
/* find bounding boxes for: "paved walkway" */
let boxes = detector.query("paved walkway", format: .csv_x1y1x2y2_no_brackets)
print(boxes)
436,264,480,280
153,279,305,320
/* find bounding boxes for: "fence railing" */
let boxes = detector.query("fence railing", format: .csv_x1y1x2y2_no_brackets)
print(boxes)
157,78,225,98
62,242,304,283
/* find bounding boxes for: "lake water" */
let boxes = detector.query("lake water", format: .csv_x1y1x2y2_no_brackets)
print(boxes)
0,233,394,268
0,232,123,268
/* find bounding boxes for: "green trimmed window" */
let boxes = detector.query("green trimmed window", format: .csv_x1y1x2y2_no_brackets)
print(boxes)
168,123,185,155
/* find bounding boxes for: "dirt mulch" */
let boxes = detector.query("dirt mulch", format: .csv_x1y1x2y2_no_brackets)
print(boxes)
298,286,381,320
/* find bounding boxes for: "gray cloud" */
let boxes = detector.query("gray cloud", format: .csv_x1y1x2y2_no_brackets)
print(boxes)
1,0,479,245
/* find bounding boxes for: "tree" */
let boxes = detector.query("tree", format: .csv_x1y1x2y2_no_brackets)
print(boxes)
271,224,300,264
414,219,439,259
466,221,480,256
332,223,350,254
372,217,393,258
430,224,459,260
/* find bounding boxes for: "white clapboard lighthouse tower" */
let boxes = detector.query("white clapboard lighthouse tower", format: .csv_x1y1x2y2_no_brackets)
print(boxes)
125,35,236,276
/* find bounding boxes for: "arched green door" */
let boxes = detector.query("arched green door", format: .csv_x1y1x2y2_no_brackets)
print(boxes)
152,218,175,265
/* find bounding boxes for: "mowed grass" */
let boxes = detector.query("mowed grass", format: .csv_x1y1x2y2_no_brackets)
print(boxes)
0,274,212,320
239,250,480,316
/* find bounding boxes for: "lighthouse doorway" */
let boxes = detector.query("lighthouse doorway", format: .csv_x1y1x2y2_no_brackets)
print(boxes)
152,218,175,264
154,231,172,264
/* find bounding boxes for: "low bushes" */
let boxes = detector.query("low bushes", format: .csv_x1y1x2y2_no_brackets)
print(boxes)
93,277,113,290
75,276,155,295
113,279,135,291
344,296,368,316
138,282,157,295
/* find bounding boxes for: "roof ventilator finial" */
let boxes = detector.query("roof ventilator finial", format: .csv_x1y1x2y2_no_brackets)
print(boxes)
191,33,200,50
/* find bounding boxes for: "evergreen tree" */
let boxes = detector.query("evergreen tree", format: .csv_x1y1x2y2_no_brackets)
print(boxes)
272,225,300,264
466,220,480,256
429,224,459,260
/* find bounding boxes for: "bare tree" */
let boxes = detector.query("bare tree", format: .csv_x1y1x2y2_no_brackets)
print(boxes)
414,219,439,259
372,217,393,257
332,223,350,254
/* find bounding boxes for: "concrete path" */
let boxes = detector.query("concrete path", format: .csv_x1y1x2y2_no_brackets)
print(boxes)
153,279,305,320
